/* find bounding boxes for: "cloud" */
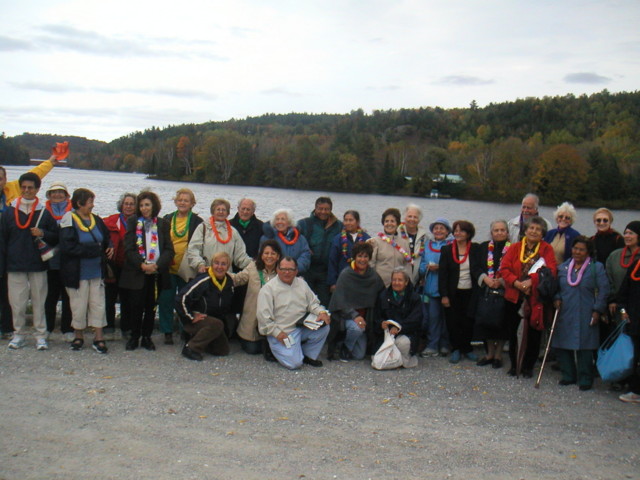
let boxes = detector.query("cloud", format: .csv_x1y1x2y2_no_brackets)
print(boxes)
563,72,611,84
8,81,82,93
433,75,495,86
260,87,303,97
0,35,33,52
366,85,401,91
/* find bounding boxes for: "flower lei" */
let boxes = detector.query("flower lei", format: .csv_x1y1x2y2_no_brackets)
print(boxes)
630,259,640,281
278,227,300,246
567,257,591,286
45,200,71,221
519,237,540,264
487,241,511,278
341,228,364,261
378,232,413,264
399,223,425,258
208,266,227,291
452,241,470,265
14,197,39,229
136,217,158,261
210,218,232,244
172,211,192,238
619,246,640,268
71,212,96,232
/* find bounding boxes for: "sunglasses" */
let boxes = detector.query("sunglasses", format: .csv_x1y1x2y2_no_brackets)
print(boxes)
595,218,610,224
557,215,572,221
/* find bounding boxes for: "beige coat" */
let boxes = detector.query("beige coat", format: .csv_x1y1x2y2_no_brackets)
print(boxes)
231,262,277,342
368,234,413,287
187,220,252,274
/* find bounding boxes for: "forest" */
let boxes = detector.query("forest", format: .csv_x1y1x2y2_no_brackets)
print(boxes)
2,89,639,208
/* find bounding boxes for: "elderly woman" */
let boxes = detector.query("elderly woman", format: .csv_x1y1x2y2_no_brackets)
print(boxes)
260,209,311,274
369,208,413,288
328,242,385,361
376,267,422,368
157,188,203,345
44,181,73,341
500,216,557,378
544,202,581,266
327,210,370,291
616,256,640,403
103,192,137,338
59,188,113,353
230,239,282,354
552,236,609,390
120,190,174,351
398,204,429,284
175,251,235,361
591,207,624,265
473,220,511,369
187,198,252,278
418,217,452,357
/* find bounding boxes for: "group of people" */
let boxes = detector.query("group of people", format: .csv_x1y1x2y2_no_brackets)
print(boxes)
1,162,639,404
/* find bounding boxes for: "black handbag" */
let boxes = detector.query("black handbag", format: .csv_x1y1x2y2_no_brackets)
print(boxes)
475,286,505,329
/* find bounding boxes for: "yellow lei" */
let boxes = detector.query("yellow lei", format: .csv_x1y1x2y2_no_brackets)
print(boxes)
208,266,227,291
71,212,96,232
519,237,540,264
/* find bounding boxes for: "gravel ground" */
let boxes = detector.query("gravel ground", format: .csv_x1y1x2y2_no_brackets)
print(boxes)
0,331,638,480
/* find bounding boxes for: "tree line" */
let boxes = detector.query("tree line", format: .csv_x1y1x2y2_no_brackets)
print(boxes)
3,89,640,208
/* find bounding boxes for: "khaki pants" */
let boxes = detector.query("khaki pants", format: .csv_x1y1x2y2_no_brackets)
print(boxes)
183,316,230,356
8,271,47,339
66,278,107,330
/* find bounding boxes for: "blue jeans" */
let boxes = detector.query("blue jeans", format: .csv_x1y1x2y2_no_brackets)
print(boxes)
268,325,329,369
344,319,367,359
422,296,449,350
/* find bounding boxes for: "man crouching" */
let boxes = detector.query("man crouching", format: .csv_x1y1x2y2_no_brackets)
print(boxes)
257,256,330,369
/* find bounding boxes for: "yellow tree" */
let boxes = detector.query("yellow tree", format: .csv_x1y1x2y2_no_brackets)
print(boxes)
533,144,590,204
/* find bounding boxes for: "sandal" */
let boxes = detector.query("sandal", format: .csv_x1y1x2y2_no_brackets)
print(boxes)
92,340,108,354
70,338,84,351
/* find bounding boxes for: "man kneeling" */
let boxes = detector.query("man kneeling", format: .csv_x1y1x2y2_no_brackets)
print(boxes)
175,252,235,361
257,256,330,369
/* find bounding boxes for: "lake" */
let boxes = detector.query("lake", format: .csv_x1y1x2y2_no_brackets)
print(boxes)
4,165,639,241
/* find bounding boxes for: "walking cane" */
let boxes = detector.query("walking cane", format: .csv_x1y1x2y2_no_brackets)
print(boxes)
535,308,559,389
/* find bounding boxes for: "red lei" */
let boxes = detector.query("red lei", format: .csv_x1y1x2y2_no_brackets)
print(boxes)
278,228,300,246
45,200,72,221
14,198,39,230
210,218,232,244
631,260,640,281
452,241,470,264
620,246,640,268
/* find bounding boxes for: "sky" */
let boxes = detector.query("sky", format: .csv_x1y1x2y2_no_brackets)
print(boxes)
1,0,639,142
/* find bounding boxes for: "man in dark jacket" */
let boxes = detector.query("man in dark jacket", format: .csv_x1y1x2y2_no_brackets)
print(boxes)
297,197,342,307
1,172,58,350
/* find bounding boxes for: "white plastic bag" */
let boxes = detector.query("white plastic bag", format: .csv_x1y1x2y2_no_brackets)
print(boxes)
371,329,403,370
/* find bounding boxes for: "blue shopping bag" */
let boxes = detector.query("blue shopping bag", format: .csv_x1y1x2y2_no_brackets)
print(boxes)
597,321,634,383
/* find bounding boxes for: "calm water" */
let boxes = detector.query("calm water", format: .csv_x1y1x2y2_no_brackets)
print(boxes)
5,166,639,241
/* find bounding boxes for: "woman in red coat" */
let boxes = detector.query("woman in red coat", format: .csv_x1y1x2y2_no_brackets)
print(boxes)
499,216,557,378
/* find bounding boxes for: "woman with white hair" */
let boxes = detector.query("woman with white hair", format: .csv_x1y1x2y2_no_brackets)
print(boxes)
398,204,429,284
544,202,581,266
260,209,311,274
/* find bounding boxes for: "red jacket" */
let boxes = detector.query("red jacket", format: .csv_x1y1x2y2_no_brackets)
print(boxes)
103,213,128,268
499,241,557,304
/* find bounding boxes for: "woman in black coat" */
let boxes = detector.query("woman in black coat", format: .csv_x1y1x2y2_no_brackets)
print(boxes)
120,190,174,351
438,220,481,364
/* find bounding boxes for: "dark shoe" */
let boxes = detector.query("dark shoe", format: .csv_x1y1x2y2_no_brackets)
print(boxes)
92,340,108,354
579,384,592,391
303,356,323,367
263,344,277,363
476,357,493,366
126,337,139,351
521,369,533,378
141,337,156,351
559,379,577,386
339,345,352,363
182,345,203,361
492,359,503,369
507,367,517,376
70,338,84,351
164,333,174,345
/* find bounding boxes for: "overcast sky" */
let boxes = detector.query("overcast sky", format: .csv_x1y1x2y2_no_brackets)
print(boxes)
1,0,638,142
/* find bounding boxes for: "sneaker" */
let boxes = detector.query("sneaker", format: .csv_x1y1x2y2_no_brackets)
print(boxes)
36,338,49,351
449,350,461,364
64,332,75,343
8,335,25,349
464,351,479,361
420,347,438,358
619,392,640,404
439,347,450,356
92,340,108,354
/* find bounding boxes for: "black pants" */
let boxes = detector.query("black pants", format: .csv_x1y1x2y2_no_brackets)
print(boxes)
45,270,72,333
128,275,159,339
444,288,474,354
0,274,13,334
505,299,542,372
303,267,331,308
105,280,133,332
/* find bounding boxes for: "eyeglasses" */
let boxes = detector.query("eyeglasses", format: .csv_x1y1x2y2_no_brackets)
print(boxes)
278,267,297,273
557,215,572,221
595,218,609,224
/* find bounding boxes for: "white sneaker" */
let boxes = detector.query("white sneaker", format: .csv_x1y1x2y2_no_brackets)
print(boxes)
64,332,75,343
8,335,25,349
36,338,49,351
619,392,640,404
420,347,438,357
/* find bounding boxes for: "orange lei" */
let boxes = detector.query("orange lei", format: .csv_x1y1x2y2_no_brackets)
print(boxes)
14,198,39,229
631,260,640,281
45,200,72,221
210,218,232,244
278,228,300,246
